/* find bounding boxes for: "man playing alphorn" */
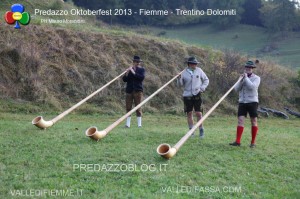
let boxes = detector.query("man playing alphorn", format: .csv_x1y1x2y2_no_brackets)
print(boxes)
178,56,209,138
230,60,260,148
123,55,146,128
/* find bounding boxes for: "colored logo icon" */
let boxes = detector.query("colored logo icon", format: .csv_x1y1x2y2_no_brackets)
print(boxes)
5,4,30,29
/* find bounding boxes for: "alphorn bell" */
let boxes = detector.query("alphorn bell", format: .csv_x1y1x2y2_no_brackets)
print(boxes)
32,71,127,129
157,76,243,159
86,70,185,141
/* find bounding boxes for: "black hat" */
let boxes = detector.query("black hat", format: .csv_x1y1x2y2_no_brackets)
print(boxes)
187,56,199,64
245,60,256,68
133,55,143,62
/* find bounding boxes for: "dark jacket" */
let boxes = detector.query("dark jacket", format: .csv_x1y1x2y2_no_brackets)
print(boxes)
122,67,145,93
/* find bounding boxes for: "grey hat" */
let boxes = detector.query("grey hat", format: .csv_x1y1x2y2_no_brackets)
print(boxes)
187,56,200,64
245,60,256,68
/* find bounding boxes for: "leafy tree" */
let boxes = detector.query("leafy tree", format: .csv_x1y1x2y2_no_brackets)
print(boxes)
298,69,300,86
166,0,186,10
260,0,298,32
145,0,170,25
295,10,300,31
241,0,263,26
208,0,245,29
195,0,210,10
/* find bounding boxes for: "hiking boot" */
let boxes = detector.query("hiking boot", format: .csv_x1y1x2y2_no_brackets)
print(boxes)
250,144,256,148
229,142,241,146
199,128,204,139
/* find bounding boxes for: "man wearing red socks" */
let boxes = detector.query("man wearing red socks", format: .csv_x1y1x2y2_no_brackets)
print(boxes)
230,60,260,148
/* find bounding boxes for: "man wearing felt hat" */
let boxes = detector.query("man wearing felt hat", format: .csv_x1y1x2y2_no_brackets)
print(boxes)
123,55,146,128
230,60,261,148
177,56,209,138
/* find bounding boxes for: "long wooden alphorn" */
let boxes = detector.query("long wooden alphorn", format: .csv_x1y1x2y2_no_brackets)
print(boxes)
157,76,243,159
86,70,185,141
32,71,127,129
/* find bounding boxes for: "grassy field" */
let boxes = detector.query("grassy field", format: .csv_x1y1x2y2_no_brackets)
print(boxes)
1,112,299,198
152,24,300,69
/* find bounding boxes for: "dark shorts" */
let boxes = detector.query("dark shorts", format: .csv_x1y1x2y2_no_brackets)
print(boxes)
238,102,258,118
183,93,202,113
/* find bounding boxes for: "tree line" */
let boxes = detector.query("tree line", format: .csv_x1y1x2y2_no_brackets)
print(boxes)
71,0,300,31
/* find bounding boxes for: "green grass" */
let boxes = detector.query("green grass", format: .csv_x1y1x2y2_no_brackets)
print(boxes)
152,24,300,69
1,112,299,198
153,25,268,52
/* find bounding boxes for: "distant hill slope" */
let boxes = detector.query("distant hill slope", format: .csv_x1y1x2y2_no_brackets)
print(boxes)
151,24,300,70
1,24,299,114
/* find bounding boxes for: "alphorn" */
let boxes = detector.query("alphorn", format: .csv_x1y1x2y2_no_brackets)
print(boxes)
32,70,127,129
157,76,243,159
86,70,185,141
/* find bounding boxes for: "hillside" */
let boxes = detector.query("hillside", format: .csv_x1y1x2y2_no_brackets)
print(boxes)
0,24,299,114
151,24,300,69
0,0,299,114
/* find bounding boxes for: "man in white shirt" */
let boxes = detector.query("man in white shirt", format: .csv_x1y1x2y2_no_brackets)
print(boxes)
178,56,209,138
230,60,261,148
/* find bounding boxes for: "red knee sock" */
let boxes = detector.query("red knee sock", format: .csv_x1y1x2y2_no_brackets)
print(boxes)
236,126,244,144
251,126,258,144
